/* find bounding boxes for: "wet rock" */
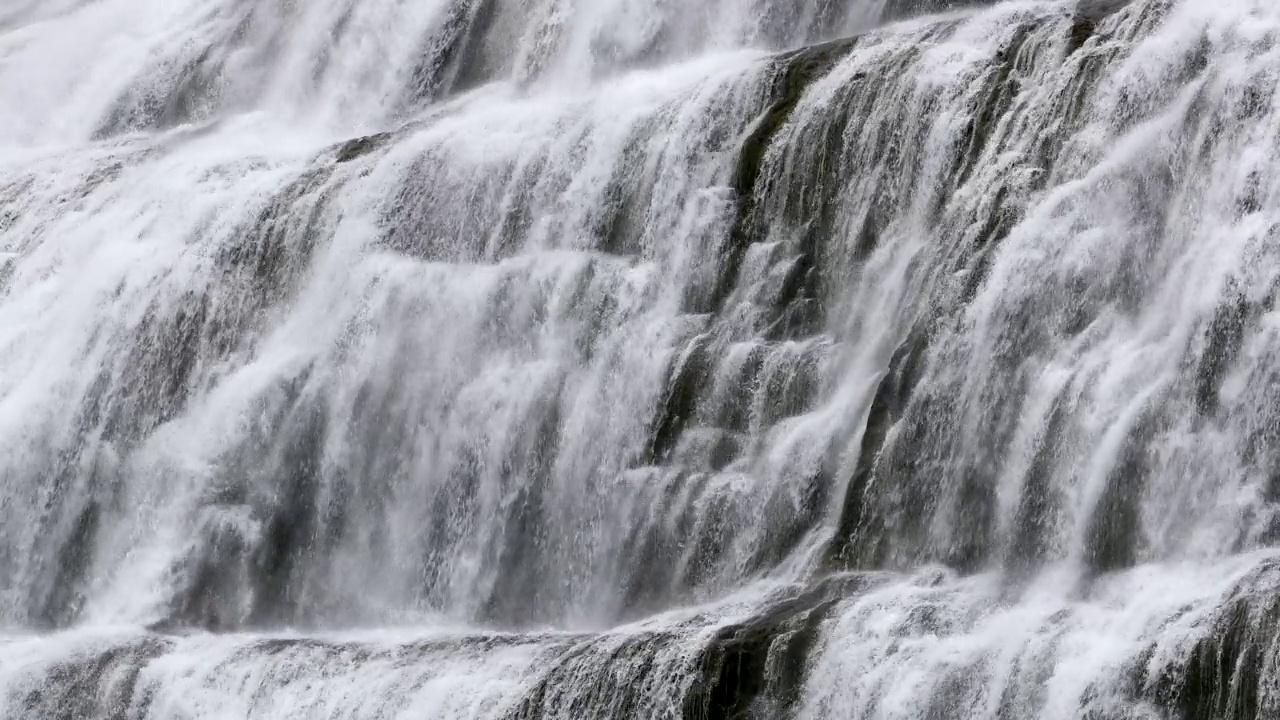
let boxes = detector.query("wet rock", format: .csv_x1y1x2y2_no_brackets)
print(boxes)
407,0,500,103
826,325,931,570
1083,413,1158,576
334,132,393,163
648,335,715,464
15,638,171,720
1069,0,1133,53
1005,395,1071,580
1145,562,1280,720
682,574,881,720
94,48,225,138
507,631,687,719
36,501,101,628
1194,291,1252,417
711,35,859,316
881,0,996,23
105,292,211,444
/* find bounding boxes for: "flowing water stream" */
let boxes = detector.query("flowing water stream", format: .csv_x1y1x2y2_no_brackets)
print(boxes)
3,0,1279,717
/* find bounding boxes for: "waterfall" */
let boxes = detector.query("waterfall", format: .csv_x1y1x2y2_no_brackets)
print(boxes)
4,0,1280,717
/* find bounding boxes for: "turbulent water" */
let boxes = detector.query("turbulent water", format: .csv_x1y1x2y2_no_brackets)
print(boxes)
3,0,1280,717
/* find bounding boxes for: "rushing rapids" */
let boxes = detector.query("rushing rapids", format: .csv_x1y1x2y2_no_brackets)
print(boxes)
3,0,1280,717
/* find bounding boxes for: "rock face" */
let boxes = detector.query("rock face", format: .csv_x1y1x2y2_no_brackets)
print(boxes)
1070,0,1134,50
881,0,995,21
1076,0,1134,19
6,0,1280,718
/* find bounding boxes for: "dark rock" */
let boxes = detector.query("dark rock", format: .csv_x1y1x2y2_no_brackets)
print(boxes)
708,35,860,316
1005,394,1071,580
1144,563,1280,720
334,132,392,163
881,0,997,23
682,574,881,720
93,47,224,138
507,635,678,719
826,325,931,570
478,399,564,626
648,334,715,464
17,637,171,720
1069,0,1133,53
36,501,101,628
1082,412,1157,576
407,0,500,103
1194,291,1252,417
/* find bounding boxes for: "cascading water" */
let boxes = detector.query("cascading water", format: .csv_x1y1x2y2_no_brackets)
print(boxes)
3,0,1279,717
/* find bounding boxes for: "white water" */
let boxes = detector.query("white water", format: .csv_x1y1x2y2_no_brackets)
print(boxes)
4,0,1280,717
